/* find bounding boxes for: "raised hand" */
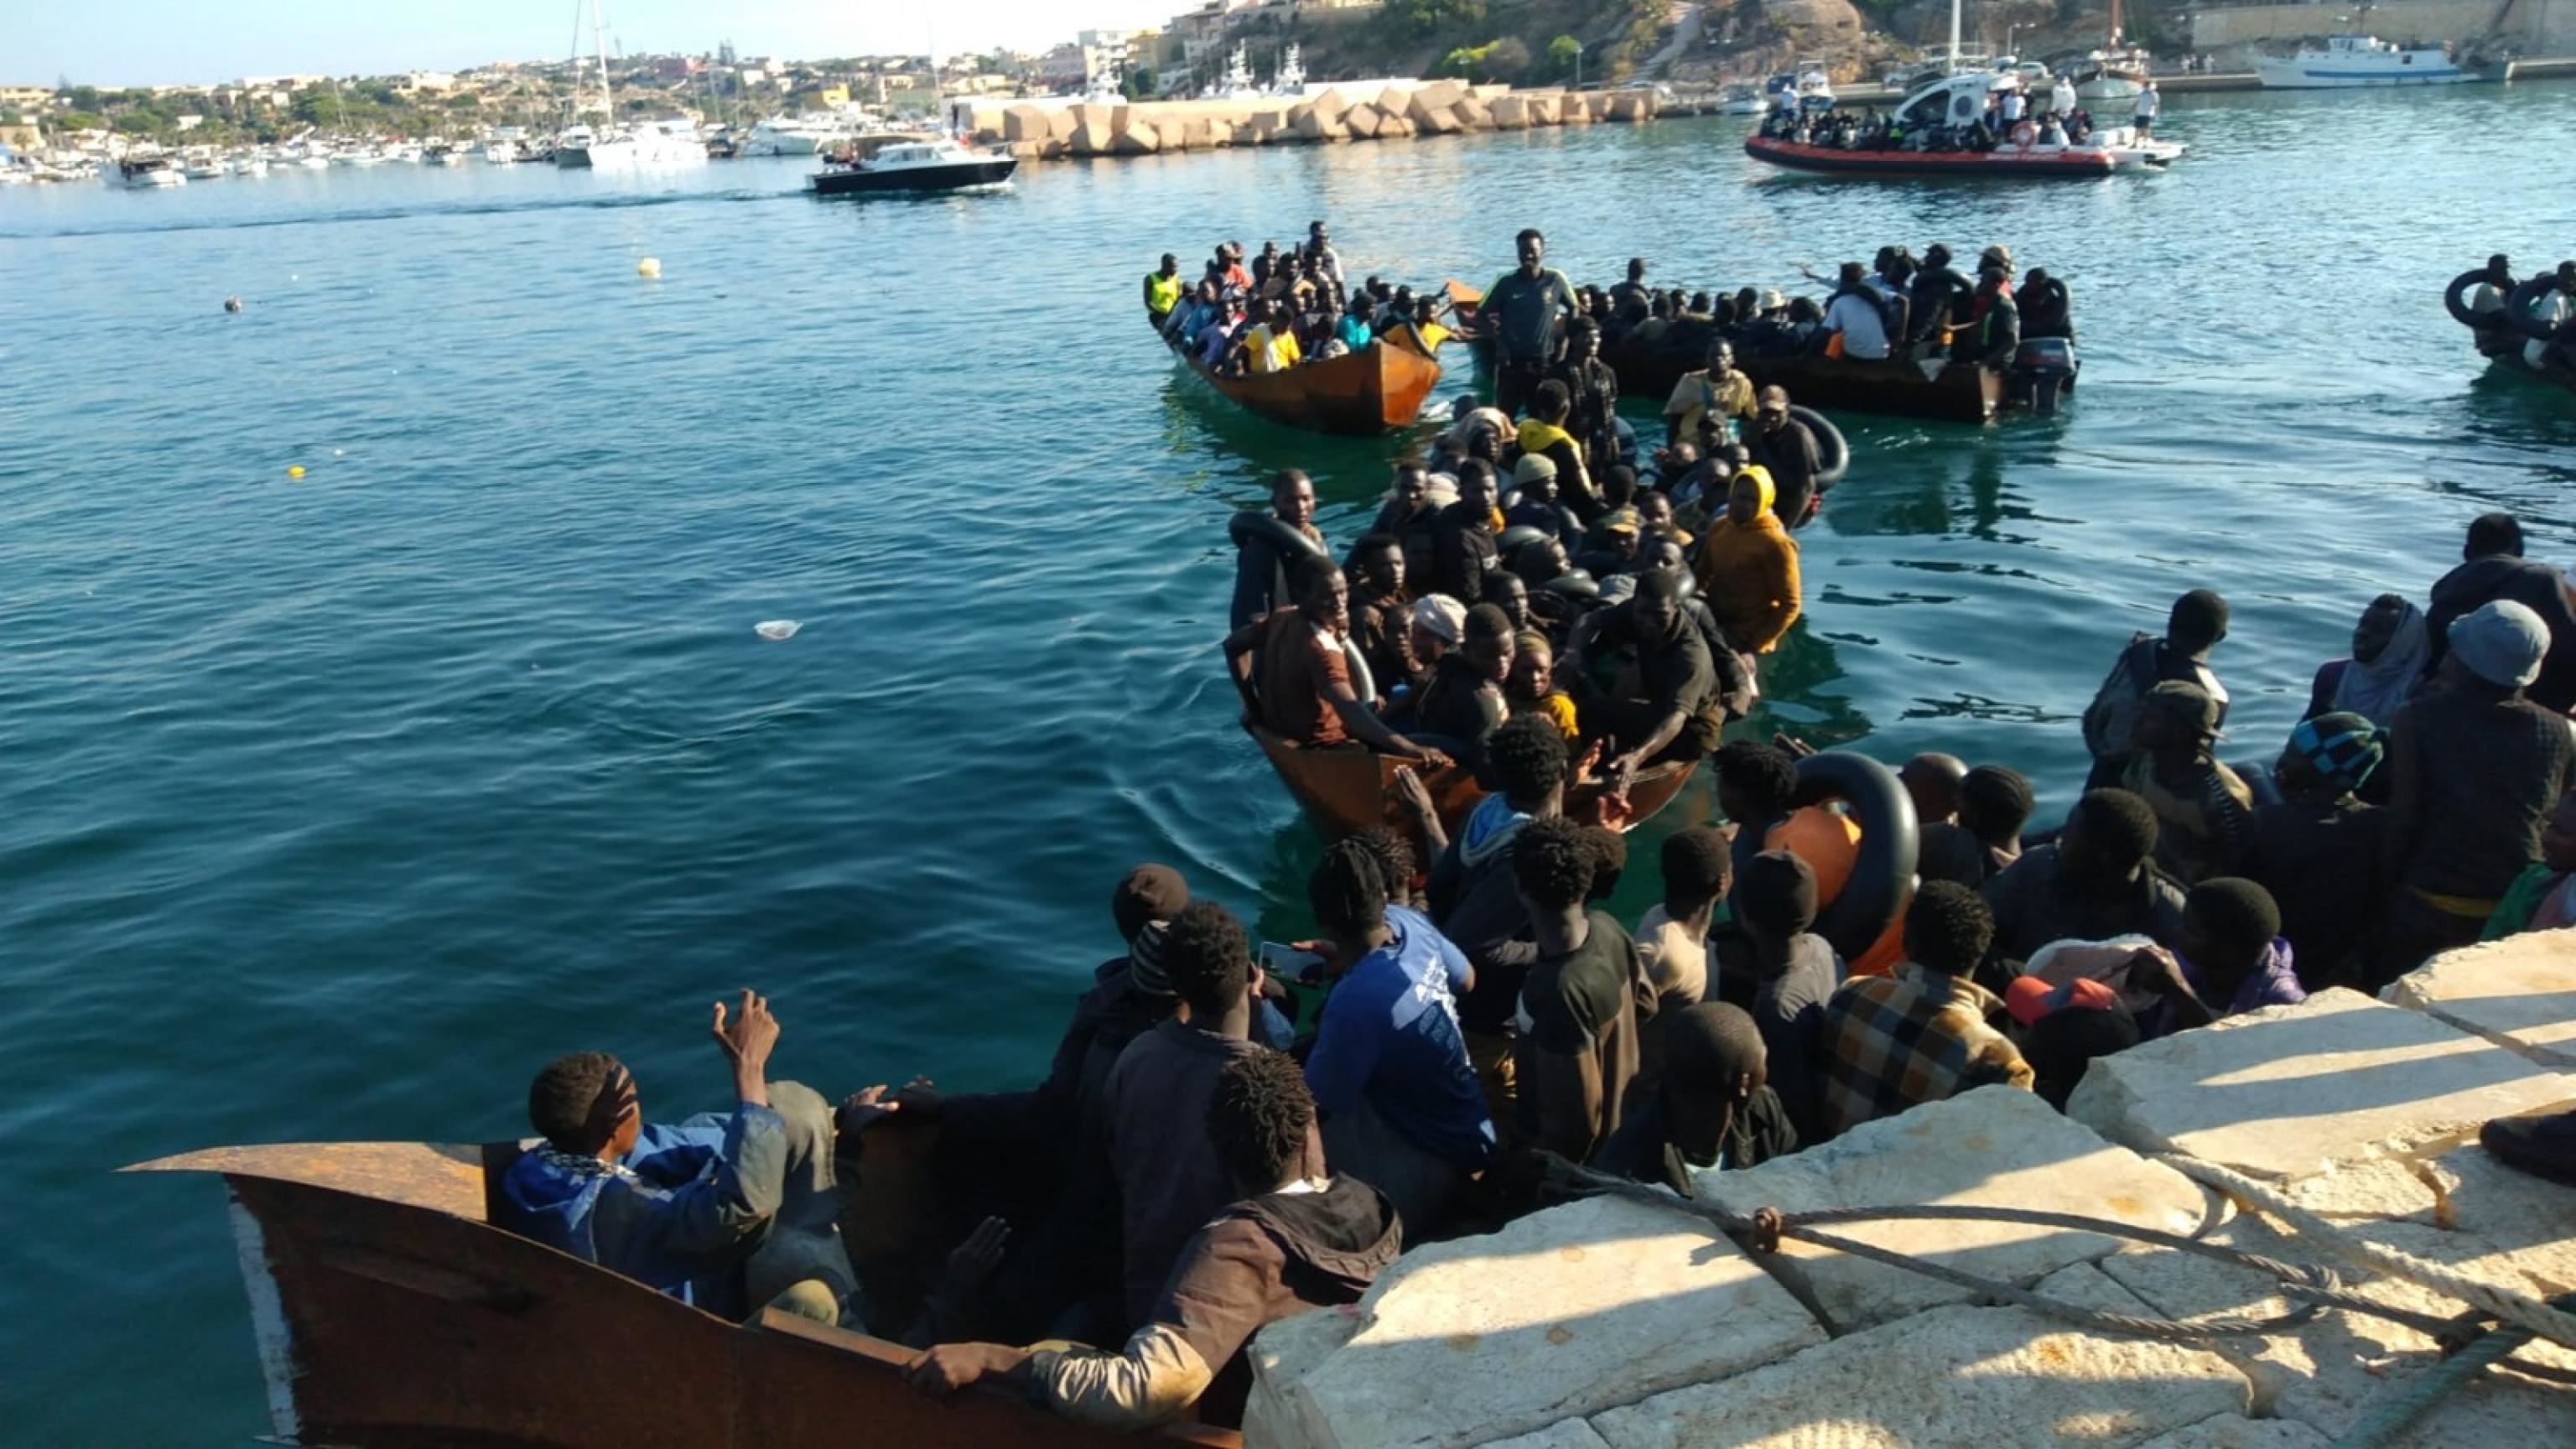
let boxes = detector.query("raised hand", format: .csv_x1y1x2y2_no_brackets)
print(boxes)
711,989,780,1106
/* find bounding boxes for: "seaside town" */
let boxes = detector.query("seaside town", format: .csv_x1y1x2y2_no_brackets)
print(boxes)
10,0,2576,1446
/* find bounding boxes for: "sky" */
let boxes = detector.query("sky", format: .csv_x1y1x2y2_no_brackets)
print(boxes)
11,1,1183,88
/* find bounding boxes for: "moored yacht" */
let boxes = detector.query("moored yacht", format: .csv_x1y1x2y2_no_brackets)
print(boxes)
742,112,860,156
109,153,186,187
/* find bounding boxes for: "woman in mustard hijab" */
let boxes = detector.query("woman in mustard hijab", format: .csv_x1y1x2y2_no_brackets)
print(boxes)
1691,466,1802,656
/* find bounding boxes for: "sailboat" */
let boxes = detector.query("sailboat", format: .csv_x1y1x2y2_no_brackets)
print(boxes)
2072,0,2153,101
555,0,708,168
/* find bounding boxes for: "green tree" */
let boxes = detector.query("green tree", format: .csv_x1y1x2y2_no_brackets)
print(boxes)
61,85,102,112
1122,65,1157,99
49,110,105,132
1484,36,1531,81
112,112,158,136
1546,34,1581,80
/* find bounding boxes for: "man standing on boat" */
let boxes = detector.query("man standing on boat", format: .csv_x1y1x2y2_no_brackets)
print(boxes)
2132,80,2159,139
1304,220,1344,298
1483,227,1578,418
1144,253,1182,330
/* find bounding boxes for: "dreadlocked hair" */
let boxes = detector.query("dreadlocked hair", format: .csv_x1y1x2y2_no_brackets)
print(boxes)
1307,837,1389,939
1348,825,1417,904
1208,1047,1316,1190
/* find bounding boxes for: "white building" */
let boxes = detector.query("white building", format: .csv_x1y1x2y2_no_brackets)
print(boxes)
394,70,457,94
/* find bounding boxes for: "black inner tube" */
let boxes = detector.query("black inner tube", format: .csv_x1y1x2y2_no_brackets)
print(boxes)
2501,275,2566,342
1729,750,1920,960
1228,509,1328,560
1790,404,1850,486
2444,267,2501,330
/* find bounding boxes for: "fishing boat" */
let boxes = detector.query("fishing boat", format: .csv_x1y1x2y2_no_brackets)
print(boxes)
2256,33,2506,87
126,1140,1237,1449
1246,724,1698,845
1173,334,1441,435
807,137,1017,196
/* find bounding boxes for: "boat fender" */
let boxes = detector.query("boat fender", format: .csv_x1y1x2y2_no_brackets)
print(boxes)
2443,268,2496,330
1733,750,1919,960
1498,524,1552,556
2503,275,2571,342
1343,636,1379,706
1790,405,1850,486
1541,570,1601,601
1228,509,1329,560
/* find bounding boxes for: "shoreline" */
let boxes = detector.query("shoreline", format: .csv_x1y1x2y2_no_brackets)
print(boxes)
951,61,2576,165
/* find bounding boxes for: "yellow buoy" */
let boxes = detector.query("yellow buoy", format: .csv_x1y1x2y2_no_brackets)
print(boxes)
636,257,662,279
286,465,305,479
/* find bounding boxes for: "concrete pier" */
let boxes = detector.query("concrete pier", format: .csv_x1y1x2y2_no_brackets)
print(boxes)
1249,934,2576,1447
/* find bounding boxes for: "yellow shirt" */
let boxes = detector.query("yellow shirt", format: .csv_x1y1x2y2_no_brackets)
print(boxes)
1664,369,1757,443
1247,325,1303,375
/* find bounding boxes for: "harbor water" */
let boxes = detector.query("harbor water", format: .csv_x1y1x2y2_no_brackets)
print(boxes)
3,83,2573,1440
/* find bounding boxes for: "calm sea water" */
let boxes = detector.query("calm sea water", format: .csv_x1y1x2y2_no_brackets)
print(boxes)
4,85,2573,1441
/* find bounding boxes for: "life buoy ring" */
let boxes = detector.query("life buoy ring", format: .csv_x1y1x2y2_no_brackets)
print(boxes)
1731,750,1919,960
2444,267,2501,329
1228,509,1328,560
2503,275,2571,342
1789,405,1850,486
2010,119,2037,148
1343,636,1379,706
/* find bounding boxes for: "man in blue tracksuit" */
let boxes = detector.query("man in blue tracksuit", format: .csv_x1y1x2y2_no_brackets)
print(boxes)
496,989,863,1322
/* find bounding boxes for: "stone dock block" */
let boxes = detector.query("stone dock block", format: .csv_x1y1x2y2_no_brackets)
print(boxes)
2097,1214,2576,1442
1414,104,1461,136
1246,1194,1826,1449
1488,96,1529,129
1588,1302,2252,1448
2132,1415,2332,1449
2066,988,2576,1182
1046,107,1080,143
2381,930,2576,1068
1112,122,1159,155
1454,95,1493,129
1378,114,1415,139
1065,122,1110,157
1474,1420,1613,1449
1693,1086,2213,1332
1343,102,1381,139
1001,105,1050,143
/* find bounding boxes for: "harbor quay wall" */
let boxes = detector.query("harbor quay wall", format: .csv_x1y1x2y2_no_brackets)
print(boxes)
2190,0,2576,54
943,80,1678,164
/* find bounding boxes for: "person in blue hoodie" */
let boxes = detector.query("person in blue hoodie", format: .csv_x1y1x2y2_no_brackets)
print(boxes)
497,989,864,1323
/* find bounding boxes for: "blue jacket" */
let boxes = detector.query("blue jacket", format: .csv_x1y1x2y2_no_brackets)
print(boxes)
497,1104,786,1315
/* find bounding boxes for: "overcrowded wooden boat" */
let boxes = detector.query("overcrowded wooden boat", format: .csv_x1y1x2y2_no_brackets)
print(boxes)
1449,282,2005,423
1174,337,1442,436
127,1140,1237,1449
1247,723,1698,846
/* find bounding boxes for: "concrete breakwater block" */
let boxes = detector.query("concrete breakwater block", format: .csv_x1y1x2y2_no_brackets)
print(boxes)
2066,988,2576,1182
1691,1086,2213,1332
2132,1415,2332,1449
1243,1194,1826,1449
2382,929,2576,1069
1586,1301,2252,1448
2098,1213,2576,1442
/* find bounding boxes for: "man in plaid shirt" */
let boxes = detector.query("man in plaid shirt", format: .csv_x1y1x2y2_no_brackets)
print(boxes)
1815,882,2033,1140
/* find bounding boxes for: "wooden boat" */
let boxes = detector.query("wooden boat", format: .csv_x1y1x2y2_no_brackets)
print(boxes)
1171,334,1441,436
1446,280,1999,423
127,1140,1237,1448
1247,724,1698,849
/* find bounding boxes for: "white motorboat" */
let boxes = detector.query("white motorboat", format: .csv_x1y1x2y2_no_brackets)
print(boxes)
742,113,858,156
558,120,707,169
1717,83,1770,117
2256,34,2489,87
109,154,186,188
422,142,465,166
183,160,226,180
480,139,521,164
332,146,386,166
807,136,1015,196
297,153,332,169
234,155,269,176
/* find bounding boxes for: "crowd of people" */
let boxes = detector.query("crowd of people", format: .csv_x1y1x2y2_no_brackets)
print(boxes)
478,226,2576,1438
1758,71,2158,153
1145,221,1458,378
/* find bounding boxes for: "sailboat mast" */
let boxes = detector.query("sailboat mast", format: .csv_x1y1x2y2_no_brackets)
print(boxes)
592,0,615,124
2108,0,2123,47
1949,0,1963,65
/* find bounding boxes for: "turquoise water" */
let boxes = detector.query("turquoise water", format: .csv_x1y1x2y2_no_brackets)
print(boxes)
3,84,2573,1441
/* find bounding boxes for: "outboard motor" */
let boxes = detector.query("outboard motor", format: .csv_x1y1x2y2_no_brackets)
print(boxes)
2010,337,2080,416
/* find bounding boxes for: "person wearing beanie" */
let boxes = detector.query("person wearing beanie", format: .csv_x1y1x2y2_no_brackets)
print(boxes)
1982,788,2188,975
2380,597,2576,984
2156,877,2303,1027
1503,454,1580,548
2119,679,2256,886
1736,850,1840,1142
1818,881,2033,1138
2241,713,2389,989
2080,588,2231,790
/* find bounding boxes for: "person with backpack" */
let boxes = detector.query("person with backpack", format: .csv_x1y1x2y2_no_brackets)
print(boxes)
2080,589,2231,790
